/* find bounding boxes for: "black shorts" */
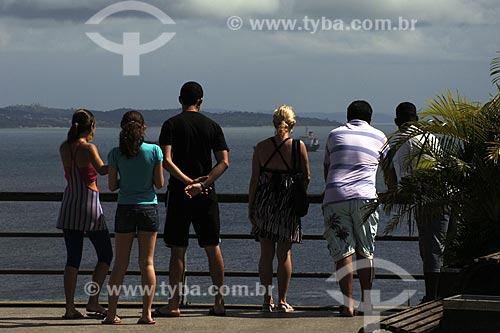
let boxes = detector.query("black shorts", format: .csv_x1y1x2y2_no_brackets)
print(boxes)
164,187,220,248
114,204,159,233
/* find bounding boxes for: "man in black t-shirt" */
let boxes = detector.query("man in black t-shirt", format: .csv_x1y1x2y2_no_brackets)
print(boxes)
156,81,229,317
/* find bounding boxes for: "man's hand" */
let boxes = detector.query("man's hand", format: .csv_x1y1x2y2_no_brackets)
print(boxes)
184,181,211,198
184,183,203,198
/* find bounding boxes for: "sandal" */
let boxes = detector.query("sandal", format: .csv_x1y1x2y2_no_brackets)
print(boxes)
262,302,276,312
137,318,156,325
277,303,294,312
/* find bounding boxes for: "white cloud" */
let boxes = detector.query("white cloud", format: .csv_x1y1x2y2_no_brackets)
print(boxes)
1,0,90,11
173,0,281,18
252,29,433,58
289,0,500,26
0,0,282,21
4,0,498,28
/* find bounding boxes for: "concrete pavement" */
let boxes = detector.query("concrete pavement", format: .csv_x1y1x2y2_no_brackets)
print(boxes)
0,306,390,333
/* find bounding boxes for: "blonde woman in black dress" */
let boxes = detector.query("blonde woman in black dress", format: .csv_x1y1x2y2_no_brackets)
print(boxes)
248,105,310,312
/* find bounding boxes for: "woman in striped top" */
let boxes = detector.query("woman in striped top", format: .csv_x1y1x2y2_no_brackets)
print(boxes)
57,109,113,319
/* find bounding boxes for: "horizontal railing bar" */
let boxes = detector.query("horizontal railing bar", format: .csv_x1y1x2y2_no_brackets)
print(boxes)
0,232,418,242
0,269,423,280
0,192,324,203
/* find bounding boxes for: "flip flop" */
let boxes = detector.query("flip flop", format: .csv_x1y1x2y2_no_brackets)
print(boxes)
101,316,122,325
338,305,355,317
153,308,181,317
137,318,156,325
277,303,294,313
262,302,276,312
208,306,226,316
61,311,84,320
86,311,107,318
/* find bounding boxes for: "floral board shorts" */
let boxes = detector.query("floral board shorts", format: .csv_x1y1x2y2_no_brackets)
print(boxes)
322,199,379,262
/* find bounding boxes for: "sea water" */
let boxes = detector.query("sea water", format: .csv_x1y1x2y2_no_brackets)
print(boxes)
0,125,424,306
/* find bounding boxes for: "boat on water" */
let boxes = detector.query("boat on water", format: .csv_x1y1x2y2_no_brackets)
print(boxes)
300,131,320,152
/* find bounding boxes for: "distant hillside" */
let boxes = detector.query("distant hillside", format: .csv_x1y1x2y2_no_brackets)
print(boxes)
0,105,342,128
305,111,395,124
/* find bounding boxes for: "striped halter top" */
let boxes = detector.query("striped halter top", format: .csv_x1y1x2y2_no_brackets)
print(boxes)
56,147,107,231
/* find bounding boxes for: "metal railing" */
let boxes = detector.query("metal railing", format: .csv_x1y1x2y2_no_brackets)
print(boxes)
0,191,420,281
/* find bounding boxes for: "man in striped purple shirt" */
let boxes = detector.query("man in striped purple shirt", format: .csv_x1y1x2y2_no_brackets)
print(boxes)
322,100,387,317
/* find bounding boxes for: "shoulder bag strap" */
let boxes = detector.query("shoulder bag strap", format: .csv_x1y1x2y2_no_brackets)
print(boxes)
292,139,301,173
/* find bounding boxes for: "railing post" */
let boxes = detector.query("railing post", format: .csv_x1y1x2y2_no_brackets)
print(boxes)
180,251,188,306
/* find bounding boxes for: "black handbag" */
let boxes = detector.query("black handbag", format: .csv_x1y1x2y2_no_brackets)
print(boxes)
291,139,309,217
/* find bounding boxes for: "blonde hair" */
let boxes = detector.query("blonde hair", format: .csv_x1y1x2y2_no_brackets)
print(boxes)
273,105,296,139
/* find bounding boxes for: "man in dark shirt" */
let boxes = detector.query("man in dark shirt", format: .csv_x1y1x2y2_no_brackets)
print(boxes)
155,81,229,317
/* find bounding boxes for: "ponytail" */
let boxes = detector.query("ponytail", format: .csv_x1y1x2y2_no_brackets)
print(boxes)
119,111,145,159
273,105,296,139
67,123,79,143
276,120,289,140
66,109,95,143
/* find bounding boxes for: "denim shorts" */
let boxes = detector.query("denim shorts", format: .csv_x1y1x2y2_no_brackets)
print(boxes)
115,204,159,233
322,199,379,262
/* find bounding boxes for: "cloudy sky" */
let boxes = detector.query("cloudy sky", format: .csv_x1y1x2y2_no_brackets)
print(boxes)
0,0,499,116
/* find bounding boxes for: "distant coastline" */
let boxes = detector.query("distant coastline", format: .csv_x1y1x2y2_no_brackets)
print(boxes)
0,104,343,128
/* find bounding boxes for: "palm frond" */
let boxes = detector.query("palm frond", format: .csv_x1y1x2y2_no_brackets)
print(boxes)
490,51,500,85
383,213,414,235
381,54,500,265
422,92,485,144
486,141,500,163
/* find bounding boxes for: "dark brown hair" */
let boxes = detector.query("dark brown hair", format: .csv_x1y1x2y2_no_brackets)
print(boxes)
119,111,145,159
66,109,95,143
